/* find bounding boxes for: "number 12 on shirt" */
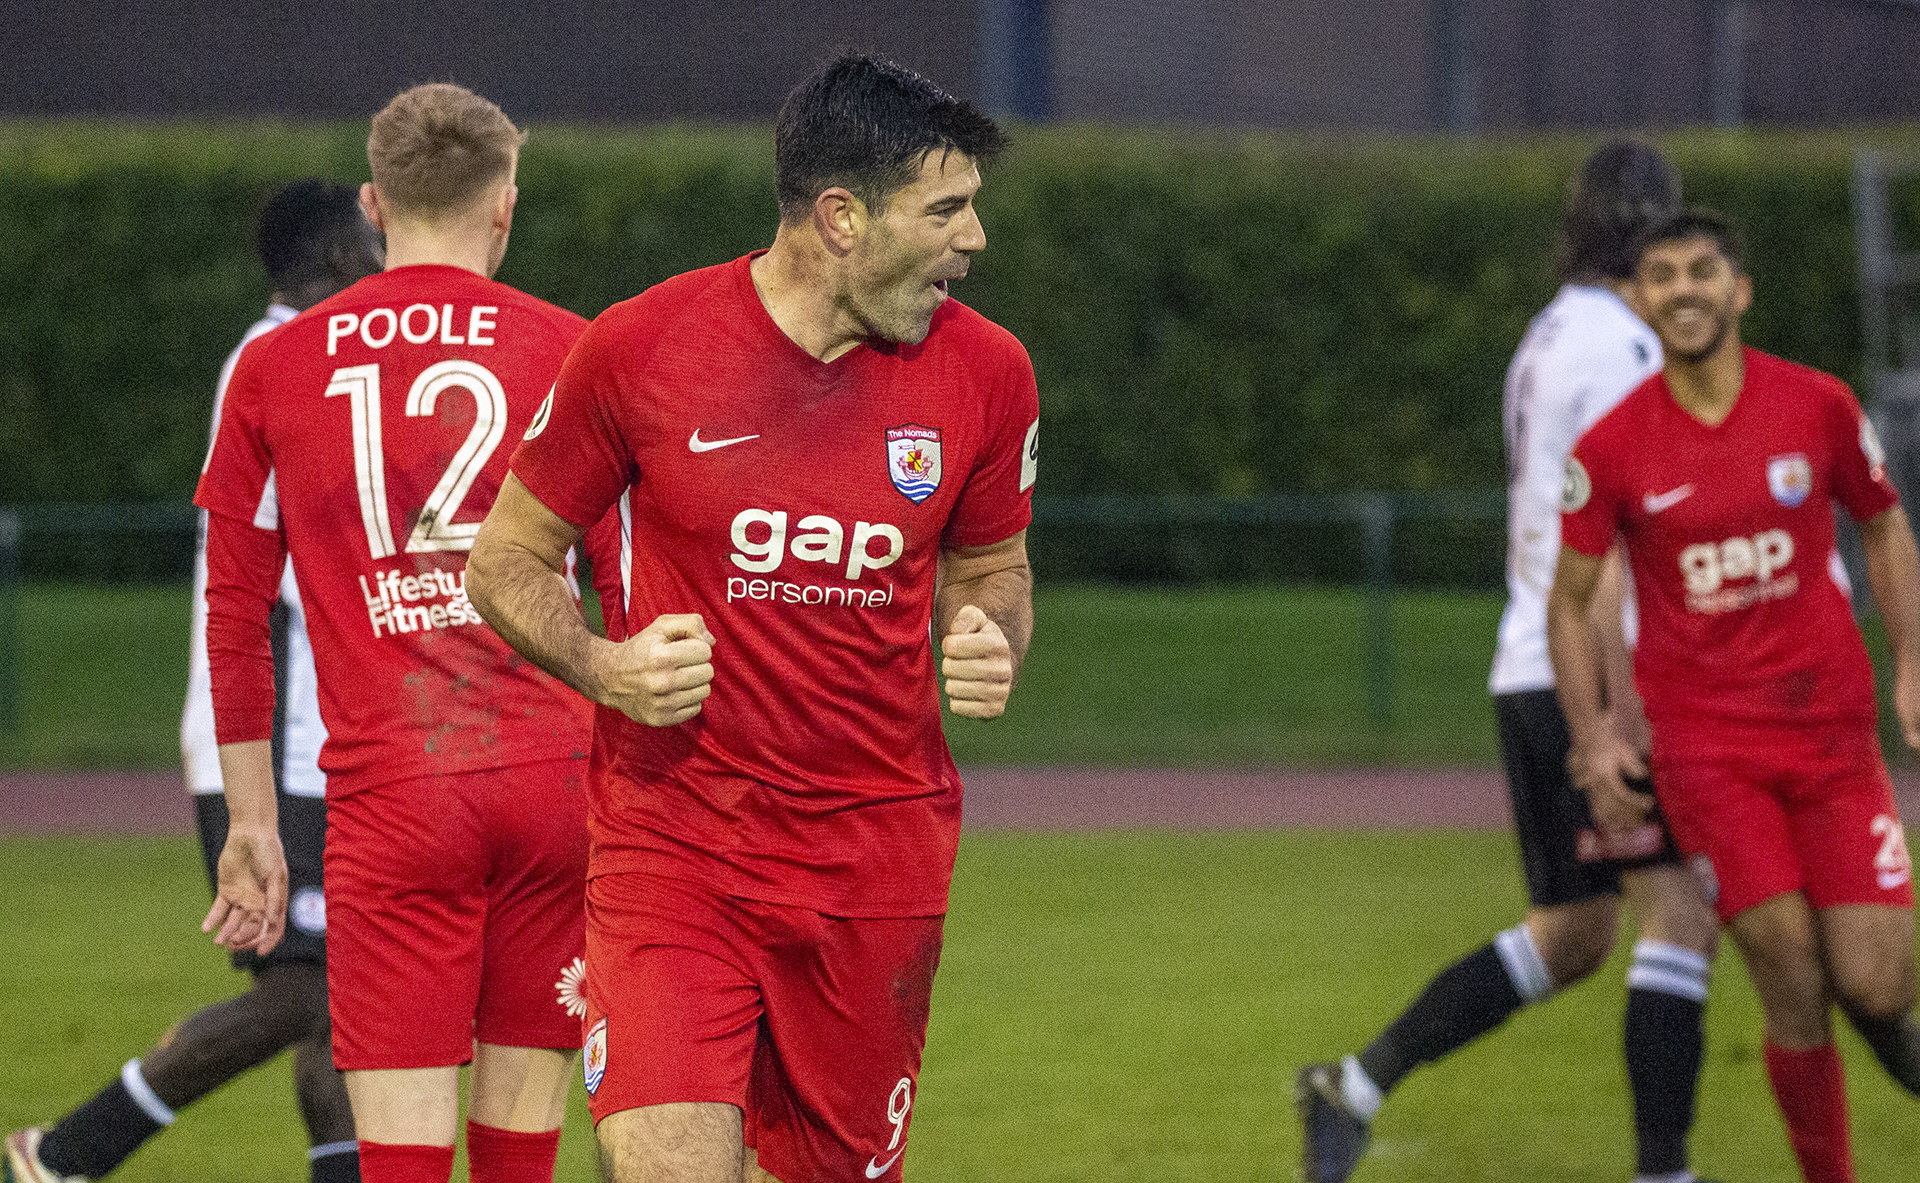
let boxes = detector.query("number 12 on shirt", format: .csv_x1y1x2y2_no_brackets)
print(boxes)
325,360,509,558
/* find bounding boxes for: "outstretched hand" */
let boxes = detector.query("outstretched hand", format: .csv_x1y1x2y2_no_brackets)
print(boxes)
203,823,288,956
941,604,1013,719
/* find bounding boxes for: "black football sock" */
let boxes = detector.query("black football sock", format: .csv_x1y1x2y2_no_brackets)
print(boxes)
1356,940,1528,1095
1625,940,1711,1178
1844,1009,1920,1095
36,1063,171,1179
309,1140,362,1183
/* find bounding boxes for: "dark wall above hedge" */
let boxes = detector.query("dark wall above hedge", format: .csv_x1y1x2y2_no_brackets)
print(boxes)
2,120,1915,506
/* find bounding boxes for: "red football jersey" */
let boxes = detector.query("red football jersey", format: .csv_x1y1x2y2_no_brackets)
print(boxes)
510,253,1040,916
1562,348,1899,740
197,265,599,789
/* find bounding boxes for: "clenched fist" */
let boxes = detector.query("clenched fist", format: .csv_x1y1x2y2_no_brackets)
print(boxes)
593,613,716,726
941,604,1013,719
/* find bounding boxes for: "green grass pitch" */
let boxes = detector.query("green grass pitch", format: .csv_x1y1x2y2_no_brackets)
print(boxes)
4,832,1915,1182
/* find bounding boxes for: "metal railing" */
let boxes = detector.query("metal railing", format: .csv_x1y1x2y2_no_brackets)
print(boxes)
0,493,1509,733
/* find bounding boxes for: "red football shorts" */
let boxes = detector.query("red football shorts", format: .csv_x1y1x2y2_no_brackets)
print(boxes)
1651,723,1914,922
324,758,590,1069
581,872,944,1183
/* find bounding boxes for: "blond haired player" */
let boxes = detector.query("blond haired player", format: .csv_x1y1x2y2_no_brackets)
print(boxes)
197,85,611,1183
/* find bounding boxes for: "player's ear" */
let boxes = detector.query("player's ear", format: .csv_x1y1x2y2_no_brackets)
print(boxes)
813,188,863,256
494,183,518,234
359,183,387,235
1733,272,1753,315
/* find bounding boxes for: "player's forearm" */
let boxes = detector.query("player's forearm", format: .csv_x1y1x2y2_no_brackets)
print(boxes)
1549,585,1611,748
936,562,1032,681
1588,547,1640,713
216,739,277,830
1863,506,1920,672
467,533,606,702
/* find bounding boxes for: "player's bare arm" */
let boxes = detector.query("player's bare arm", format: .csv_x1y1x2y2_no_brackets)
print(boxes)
1590,544,1650,755
1548,544,1653,833
935,530,1031,719
469,475,715,726
203,738,288,956
1859,504,1920,751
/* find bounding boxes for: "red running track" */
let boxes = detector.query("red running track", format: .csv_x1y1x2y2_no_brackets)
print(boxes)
5,767,1918,835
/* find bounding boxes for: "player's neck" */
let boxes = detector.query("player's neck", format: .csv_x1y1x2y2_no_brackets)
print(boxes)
751,233,867,364
1663,336,1746,427
381,226,499,279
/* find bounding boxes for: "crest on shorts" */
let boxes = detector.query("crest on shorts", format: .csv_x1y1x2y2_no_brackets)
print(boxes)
583,1018,607,1095
1767,453,1812,507
554,957,587,1019
886,425,942,504
289,887,326,935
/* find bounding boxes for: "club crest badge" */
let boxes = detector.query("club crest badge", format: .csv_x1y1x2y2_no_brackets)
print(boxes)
1767,453,1812,507
583,1018,607,1095
887,425,942,504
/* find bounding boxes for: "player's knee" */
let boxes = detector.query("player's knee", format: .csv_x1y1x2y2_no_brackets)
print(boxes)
1833,952,1918,1021
1528,903,1617,985
250,962,331,1043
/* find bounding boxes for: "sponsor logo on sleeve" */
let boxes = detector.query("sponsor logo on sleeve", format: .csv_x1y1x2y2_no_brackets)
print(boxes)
583,1018,608,1095
1560,456,1592,512
1862,416,1889,483
1019,418,1039,492
1767,453,1812,507
887,425,942,503
523,388,554,441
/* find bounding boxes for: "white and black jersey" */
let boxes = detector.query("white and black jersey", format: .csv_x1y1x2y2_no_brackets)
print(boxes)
181,304,327,799
1489,284,1660,696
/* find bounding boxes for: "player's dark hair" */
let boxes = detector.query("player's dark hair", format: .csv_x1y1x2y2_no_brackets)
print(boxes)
1636,207,1747,274
1557,139,1681,283
256,178,376,291
774,52,1007,224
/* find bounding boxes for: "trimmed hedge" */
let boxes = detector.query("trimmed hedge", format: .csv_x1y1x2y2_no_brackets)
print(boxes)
4,119,1918,512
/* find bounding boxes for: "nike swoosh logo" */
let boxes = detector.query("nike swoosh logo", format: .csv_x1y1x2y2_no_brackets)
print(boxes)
865,1150,904,1178
688,430,760,453
1642,485,1694,513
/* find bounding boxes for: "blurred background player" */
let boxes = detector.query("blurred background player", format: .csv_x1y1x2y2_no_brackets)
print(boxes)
468,52,1035,1183
3,178,381,1183
1296,141,1724,1183
196,84,609,1183
1554,209,1920,1183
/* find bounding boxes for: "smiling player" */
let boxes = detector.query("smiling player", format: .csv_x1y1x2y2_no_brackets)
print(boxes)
466,53,1037,1183
1553,209,1920,1183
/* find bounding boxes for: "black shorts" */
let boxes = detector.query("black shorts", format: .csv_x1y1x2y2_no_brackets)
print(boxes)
1495,688,1681,908
194,791,328,971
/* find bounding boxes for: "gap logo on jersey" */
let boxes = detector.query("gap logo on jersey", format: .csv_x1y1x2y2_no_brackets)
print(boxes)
1679,528,1798,614
725,509,902,609
887,424,942,503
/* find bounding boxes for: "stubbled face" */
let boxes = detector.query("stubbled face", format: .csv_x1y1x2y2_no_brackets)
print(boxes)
1634,235,1752,364
842,150,987,345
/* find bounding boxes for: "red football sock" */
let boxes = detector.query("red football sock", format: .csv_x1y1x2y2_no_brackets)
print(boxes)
466,1121,562,1183
1763,1042,1854,1183
356,1141,455,1183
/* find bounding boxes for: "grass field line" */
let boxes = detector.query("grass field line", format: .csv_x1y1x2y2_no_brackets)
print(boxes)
6,766,1919,835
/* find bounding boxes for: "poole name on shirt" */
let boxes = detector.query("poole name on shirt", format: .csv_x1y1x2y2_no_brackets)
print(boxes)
326,304,502,355
724,507,901,610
